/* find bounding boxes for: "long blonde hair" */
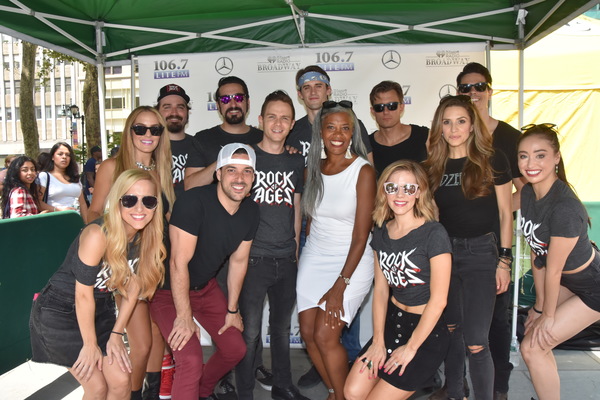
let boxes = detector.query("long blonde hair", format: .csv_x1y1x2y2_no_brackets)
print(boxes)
103,169,165,299
115,106,175,212
373,160,436,228
424,95,494,199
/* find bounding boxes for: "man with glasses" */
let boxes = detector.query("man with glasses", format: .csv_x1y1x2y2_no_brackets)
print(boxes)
368,80,429,177
185,76,263,190
149,144,259,400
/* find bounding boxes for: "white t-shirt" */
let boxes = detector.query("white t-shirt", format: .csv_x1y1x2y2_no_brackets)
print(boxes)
37,172,82,208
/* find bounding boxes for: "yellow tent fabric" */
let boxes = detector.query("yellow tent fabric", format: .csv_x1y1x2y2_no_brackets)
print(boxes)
491,16,600,202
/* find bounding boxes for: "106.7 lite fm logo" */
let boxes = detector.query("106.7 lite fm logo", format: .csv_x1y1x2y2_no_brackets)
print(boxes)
316,51,355,71
153,59,190,79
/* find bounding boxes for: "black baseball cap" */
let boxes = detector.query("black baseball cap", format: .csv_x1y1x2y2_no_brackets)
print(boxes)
90,146,101,154
157,84,190,104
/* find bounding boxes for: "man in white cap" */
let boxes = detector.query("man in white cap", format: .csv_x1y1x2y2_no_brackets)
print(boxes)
149,143,259,400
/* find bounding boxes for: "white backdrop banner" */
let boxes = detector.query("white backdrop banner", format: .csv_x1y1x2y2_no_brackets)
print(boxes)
139,43,485,134
138,43,485,347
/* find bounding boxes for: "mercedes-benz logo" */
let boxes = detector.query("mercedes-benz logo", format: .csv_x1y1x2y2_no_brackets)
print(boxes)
215,57,234,76
439,84,457,98
382,50,401,69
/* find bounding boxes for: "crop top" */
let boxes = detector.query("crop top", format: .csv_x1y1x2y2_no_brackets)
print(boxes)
370,221,451,306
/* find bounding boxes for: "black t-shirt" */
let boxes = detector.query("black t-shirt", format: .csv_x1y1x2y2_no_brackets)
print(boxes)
434,152,511,238
167,184,259,289
250,145,305,257
519,180,592,271
492,121,522,179
369,124,429,176
286,115,373,165
370,221,451,306
187,125,263,168
48,219,140,299
170,134,203,198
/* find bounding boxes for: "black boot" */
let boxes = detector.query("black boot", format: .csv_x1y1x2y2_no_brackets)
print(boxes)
142,372,161,400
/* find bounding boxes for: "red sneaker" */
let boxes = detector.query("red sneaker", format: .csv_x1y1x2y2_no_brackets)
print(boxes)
159,354,175,400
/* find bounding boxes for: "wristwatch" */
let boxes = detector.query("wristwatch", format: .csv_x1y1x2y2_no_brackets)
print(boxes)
339,274,350,285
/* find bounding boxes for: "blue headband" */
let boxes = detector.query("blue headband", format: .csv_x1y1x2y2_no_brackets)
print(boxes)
297,71,330,89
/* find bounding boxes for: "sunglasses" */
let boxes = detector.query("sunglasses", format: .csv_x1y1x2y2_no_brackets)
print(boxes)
373,102,399,113
219,93,246,104
521,123,557,132
384,182,419,196
457,82,489,94
322,100,353,109
120,195,159,210
131,125,164,136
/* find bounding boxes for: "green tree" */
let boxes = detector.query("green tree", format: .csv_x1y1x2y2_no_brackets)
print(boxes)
20,41,40,158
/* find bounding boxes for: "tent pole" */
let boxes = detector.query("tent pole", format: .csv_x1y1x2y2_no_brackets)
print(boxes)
95,22,108,159
131,56,137,111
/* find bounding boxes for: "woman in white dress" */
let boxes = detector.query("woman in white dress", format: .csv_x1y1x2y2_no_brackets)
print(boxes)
38,142,88,222
297,100,376,400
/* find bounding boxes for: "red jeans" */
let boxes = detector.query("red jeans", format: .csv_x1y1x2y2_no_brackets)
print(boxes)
149,279,246,399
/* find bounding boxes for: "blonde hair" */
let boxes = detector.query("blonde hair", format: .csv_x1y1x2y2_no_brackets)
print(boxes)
424,95,494,199
373,160,436,227
103,169,165,299
114,106,175,212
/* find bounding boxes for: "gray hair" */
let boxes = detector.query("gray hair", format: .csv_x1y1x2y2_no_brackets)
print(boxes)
302,104,368,217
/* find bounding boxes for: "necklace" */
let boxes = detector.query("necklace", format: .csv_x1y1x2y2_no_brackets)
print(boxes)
135,160,156,171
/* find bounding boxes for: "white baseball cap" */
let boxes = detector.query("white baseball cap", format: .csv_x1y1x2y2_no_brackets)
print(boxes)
216,143,256,170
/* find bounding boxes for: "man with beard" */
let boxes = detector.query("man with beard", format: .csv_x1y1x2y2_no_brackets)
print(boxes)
185,76,263,189
149,144,259,400
156,84,203,198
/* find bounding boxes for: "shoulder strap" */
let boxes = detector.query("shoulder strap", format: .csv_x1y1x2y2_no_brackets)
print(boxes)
42,172,50,203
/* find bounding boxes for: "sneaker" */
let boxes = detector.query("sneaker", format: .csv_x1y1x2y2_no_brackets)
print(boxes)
215,378,237,400
297,365,322,389
272,385,310,400
159,354,175,400
255,365,274,391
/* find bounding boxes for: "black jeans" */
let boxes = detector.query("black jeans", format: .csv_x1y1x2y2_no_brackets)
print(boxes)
489,288,513,393
235,255,298,399
445,233,498,400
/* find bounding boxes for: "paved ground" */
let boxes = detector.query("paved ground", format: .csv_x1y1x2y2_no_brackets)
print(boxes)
3,347,600,399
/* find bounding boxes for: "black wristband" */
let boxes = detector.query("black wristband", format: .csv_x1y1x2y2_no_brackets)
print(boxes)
227,308,239,314
111,330,125,336
532,306,543,314
499,247,513,259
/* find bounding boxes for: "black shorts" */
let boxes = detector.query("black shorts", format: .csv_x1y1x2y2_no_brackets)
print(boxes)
358,301,449,391
29,284,116,368
561,249,600,312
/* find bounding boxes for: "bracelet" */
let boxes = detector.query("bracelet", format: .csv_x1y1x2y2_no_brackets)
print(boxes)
111,330,125,336
499,247,513,259
532,306,543,314
497,265,511,272
339,274,350,285
227,308,239,314
498,257,512,267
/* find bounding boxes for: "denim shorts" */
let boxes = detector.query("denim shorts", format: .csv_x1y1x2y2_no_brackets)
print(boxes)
560,249,600,312
358,301,449,391
29,284,116,367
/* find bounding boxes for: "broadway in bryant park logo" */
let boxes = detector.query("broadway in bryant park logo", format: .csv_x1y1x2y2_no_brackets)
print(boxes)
426,50,471,67
257,55,302,73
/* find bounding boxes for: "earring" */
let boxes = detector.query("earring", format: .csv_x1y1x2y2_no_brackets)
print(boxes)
555,164,559,174
345,139,353,159
321,139,327,159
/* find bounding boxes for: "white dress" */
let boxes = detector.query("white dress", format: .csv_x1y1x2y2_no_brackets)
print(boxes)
297,157,374,324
